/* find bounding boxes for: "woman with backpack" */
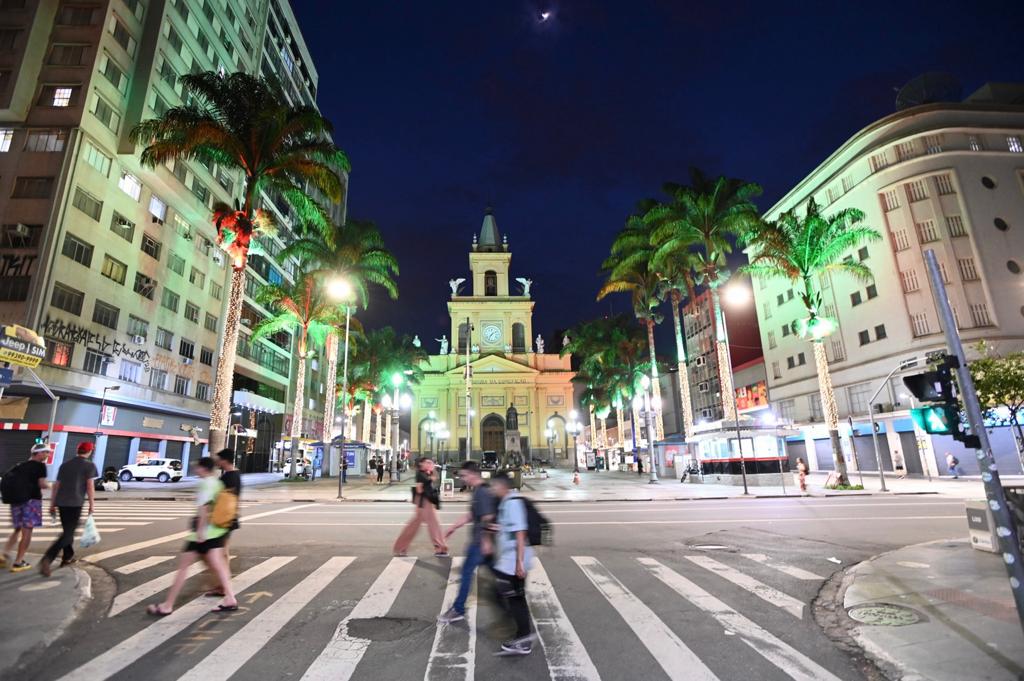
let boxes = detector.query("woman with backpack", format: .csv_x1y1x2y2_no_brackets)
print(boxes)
392,457,448,557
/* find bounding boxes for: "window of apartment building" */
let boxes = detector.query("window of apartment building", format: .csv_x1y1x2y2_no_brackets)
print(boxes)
107,213,135,244
99,54,128,93
0,128,12,152
189,267,205,289
945,215,966,237
157,57,178,89
191,178,210,205
127,314,148,339
797,352,806,366
141,234,161,260
151,92,170,117
51,282,84,315
830,338,846,362
90,94,121,133
166,25,184,54
25,129,66,152
173,375,190,396
951,306,962,329
101,254,127,285
869,152,889,172
108,16,137,56
916,219,939,243
924,135,943,154
179,338,195,359
900,268,919,293
934,174,955,195
12,176,54,199
149,368,167,390
891,229,909,251
118,359,142,383
155,327,173,350
848,383,873,415
771,361,781,379
58,5,99,25
171,158,188,184
911,312,930,337
858,329,870,346
781,323,791,337
210,281,222,301
39,85,79,107
895,141,917,161
184,301,199,323
215,168,233,195
786,356,796,369
865,284,878,300
776,293,784,305
83,349,109,375
938,260,950,283
197,236,212,256
204,312,217,332
968,135,983,152
168,253,185,275
196,382,210,401
161,287,179,312
73,187,104,220
61,234,93,267
775,399,795,421
45,339,73,367
958,257,979,281
874,324,887,340
822,303,837,319
118,171,142,200
907,180,928,202
826,186,840,204
0,28,21,51
767,330,776,350
850,291,862,306
173,214,191,241
133,272,156,299
858,246,869,261
148,195,167,223
970,303,992,327
199,346,213,365
82,141,112,175
1008,136,1024,153
196,30,211,58
808,393,823,421
882,189,900,211
123,0,144,19
92,300,119,329
762,301,771,319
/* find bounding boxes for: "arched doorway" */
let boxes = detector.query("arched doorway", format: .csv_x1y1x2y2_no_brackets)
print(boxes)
480,413,505,454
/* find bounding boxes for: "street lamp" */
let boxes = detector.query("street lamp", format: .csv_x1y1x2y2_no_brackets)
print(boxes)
95,385,120,440
640,375,659,484
867,357,919,492
545,425,555,463
230,411,243,456
327,276,354,499
720,280,750,496
566,419,581,473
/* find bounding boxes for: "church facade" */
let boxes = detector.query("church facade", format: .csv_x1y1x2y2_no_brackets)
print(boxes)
409,210,576,461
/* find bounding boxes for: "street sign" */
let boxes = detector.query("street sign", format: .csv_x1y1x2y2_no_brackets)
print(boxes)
0,325,45,368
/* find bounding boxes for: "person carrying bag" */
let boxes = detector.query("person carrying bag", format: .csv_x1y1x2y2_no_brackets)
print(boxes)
392,457,449,557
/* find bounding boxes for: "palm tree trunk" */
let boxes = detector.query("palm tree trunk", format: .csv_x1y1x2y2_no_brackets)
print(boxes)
375,408,383,450
813,340,848,485
600,416,608,450
670,289,694,442
362,397,372,443
589,407,598,453
711,287,737,422
631,400,642,451
645,320,664,441
615,404,625,448
289,333,307,478
321,332,338,443
209,266,246,452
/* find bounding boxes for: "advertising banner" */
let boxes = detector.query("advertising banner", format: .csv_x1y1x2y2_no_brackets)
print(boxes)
0,325,46,368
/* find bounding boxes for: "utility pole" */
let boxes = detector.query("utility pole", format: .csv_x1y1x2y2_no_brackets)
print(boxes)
924,250,1024,634
465,316,473,461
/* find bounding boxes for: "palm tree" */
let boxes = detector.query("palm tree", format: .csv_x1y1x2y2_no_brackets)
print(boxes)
253,271,343,477
647,170,762,425
598,213,666,440
743,197,881,485
130,71,350,451
282,220,399,444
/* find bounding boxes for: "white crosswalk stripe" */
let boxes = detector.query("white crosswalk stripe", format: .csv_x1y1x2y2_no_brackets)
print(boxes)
425,557,477,681
115,555,174,574
685,555,806,618
528,558,602,681
302,556,417,681
572,555,719,681
109,557,234,617
740,553,825,580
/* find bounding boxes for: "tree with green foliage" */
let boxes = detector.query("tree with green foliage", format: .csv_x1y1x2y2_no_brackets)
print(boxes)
970,342,1024,472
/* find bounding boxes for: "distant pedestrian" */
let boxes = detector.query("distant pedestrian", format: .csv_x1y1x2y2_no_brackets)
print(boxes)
40,442,97,577
376,459,385,484
1,443,51,572
392,457,448,557
892,449,906,479
796,457,808,494
637,457,643,476
205,449,241,597
438,461,497,624
488,471,535,656
341,459,348,483
147,457,236,616
945,452,963,479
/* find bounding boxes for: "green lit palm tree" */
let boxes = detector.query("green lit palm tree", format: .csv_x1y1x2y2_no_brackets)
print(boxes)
130,71,350,450
742,197,881,485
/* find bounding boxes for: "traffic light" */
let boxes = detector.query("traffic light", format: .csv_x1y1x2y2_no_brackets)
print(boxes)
903,354,981,448
910,405,958,434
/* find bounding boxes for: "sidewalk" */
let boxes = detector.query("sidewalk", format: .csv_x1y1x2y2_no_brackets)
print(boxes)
841,539,1024,680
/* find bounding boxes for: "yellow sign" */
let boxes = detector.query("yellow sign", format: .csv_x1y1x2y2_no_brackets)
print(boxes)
0,325,46,368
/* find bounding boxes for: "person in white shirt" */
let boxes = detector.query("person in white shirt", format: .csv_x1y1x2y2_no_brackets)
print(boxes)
487,472,534,656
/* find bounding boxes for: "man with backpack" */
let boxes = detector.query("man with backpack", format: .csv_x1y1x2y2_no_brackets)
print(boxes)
1,443,51,572
487,471,536,656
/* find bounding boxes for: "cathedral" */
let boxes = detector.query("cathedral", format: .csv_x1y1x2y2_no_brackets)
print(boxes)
409,209,576,460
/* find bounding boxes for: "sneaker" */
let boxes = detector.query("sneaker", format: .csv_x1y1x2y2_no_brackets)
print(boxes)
10,561,31,573
498,636,534,656
437,608,465,624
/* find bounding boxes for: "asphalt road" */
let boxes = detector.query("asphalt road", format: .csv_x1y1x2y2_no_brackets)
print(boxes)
19,496,967,681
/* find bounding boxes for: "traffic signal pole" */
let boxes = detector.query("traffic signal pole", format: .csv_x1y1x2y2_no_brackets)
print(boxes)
924,250,1024,635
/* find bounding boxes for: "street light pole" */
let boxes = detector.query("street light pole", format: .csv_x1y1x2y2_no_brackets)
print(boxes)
336,303,352,499
96,385,120,440
867,357,918,493
641,377,659,484
720,283,749,496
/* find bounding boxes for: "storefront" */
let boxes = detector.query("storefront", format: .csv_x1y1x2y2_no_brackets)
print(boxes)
688,418,798,486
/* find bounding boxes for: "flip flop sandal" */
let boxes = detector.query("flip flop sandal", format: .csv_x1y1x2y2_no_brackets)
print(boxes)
211,604,239,613
146,604,172,617
204,590,226,597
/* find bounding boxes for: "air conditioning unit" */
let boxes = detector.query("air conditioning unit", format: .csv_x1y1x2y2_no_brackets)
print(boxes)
212,251,225,266
183,357,193,365
695,356,707,367
12,223,29,237
131,335,145,344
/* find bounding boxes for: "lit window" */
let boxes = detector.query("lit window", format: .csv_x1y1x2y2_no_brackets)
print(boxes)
1008,136,1023,153
0,129,12,152
149,195,167,221
118,172,142,200
45,338,73,367
53,87,73,106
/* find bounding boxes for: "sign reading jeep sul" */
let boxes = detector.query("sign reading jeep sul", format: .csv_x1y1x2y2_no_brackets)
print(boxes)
0,325,46,368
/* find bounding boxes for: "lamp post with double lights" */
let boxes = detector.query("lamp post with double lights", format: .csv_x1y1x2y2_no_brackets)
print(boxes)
635,375,659,484
721,281,751,496
95,384,120,440
566,418,582,473
230,411,243,455
326,277,354,499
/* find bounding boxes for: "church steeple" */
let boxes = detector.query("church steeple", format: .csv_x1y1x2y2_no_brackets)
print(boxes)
476,206,504,253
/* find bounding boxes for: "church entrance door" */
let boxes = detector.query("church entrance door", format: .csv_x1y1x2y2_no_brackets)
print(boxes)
480,414,505,455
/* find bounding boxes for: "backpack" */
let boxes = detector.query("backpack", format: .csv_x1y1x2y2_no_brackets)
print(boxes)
517,496,552,547
1,463,33,505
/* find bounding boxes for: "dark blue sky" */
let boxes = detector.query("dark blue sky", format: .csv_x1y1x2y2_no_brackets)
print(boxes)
294,0,1024,362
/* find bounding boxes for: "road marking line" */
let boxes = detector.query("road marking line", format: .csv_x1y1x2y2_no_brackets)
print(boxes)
572,556,718,681
529,558,602,681
740,554,823,581
115,555,175,574
57,556,294,681
28,528,124,540
425,557,476,681
178,557,355,681
638,558,841,681
245,515,963,527
302,557,417,681
84,503,319,563
109,557,232,616
684,556,804,618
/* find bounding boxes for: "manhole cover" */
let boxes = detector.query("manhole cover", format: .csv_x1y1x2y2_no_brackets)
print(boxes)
847,603,921,626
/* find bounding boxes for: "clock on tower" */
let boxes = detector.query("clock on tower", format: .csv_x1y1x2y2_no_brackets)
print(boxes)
482,323,502,346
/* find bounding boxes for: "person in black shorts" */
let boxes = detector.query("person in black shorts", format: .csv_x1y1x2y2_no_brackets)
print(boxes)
205,449,241,597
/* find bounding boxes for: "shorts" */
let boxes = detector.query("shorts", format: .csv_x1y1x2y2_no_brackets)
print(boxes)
184,534,227,555
10,499,42,529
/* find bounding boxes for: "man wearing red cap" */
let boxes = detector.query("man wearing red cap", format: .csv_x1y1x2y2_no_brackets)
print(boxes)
40,441,97,577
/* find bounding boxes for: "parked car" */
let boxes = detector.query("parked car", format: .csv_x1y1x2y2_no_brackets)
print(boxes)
118,459,183,483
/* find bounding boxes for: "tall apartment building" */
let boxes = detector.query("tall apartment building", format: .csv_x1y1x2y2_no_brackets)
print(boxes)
0,0,341,475
752,83,1024,476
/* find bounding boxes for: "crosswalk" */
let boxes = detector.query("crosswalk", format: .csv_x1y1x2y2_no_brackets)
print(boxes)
34,539,863,681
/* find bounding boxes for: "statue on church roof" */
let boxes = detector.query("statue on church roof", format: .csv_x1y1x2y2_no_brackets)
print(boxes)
535,334,545,354
515,277,532,296
448,278,465,296
563,334,570,348
412,335,421,348
435,335,448,355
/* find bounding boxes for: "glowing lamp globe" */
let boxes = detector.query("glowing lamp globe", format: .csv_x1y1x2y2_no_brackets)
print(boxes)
795,315,836,340
326,278,352,301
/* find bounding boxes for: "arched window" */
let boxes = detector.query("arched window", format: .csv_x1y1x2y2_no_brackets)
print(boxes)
458,322,470,352
512,323,526,353
484,270,497,296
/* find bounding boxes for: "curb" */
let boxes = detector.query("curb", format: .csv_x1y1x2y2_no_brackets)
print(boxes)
8,564,94,676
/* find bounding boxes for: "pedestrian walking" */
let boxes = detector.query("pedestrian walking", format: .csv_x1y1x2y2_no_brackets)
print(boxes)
40,441,97,577
796,457,808,494
637,457,643,476
205,449,241,597
392,457,448,557
488,471,535,656
376,459,385,485
892,449,906,479
945,452,963,479
1,443,51,572
438,461,497,624
147,457,236,615
341,459,348,483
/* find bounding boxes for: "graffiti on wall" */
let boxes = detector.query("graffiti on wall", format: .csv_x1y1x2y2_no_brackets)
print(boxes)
42,315,152,369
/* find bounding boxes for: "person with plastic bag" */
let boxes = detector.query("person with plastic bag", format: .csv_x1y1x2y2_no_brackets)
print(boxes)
40,441,97,577
146,457,237,616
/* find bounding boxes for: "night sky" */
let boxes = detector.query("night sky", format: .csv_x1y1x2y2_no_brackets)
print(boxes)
293,0,1024,365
